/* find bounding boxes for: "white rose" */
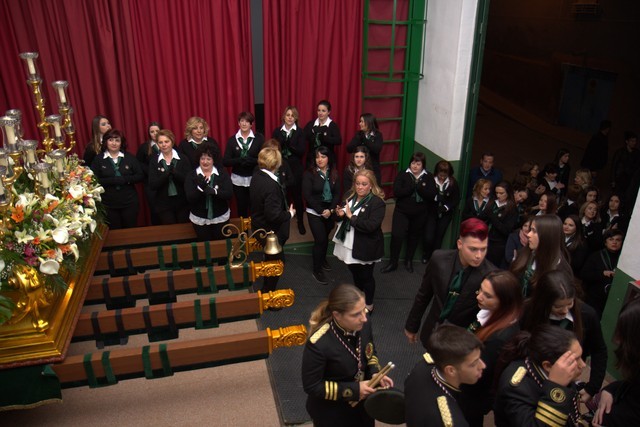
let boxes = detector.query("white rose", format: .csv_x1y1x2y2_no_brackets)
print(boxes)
39,259,60,275
68,184,85,200
52,227,70,244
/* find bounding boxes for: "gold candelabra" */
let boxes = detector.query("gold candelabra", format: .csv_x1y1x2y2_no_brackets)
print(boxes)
0,52,77,212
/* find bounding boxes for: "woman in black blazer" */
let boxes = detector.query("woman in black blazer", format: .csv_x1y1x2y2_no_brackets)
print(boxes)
347,113,383,184
91,129,143,229
184,142,233,242
136,121,162,225
342,145,373,201
223,111,264,217
272,106,307,235
381,152,435,274
485,181,519,267
148,129,191,224
250,147,296,292
333,169,386,312
303,145,340,285
177,116,220,167
303,100,341,166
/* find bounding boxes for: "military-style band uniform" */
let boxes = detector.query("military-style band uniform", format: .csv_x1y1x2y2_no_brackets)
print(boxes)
301,320,381,427
404,352,470,427
494,358,580,427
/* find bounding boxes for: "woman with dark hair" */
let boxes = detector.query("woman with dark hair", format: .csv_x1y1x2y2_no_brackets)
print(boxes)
301,284,393,427
539,163,564,198
464,270,523,427
422,160,460,264
554,148,571,198
580,200,604,252
563,214,589,276
184,142,233,241
529,191,558,217
578,185,601,209
381,152,434,273
510,214,572,297
521,270,608,403
601,193,626,233
347,113,383,184
223,111,264,217
513,161,542,205
137,121,162,225
461,178,492,222
580,229,624,318
178,116,219,167
84,115,111,167
148,129,191,224
593,299,640,426
343,145,372,199
303,100,342,165
303,145,340,285
494,325,586,427
504,215,532,267
334,169,386,312
485,181,518,266
272,106,307,235
90,129,143,229
557,183,582,220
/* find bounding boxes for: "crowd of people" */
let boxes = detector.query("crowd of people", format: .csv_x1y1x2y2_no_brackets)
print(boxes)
85,107,638,426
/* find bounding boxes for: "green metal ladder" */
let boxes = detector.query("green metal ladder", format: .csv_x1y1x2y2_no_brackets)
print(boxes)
361,0,427,190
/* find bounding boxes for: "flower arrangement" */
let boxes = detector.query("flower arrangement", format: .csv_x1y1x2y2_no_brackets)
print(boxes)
0,154,105,323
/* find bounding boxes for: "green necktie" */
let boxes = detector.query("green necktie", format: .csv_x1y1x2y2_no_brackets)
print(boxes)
160,158,178,196
334,193,372,242
108,157,122,190
237,136,253,158
205,174,215,219
318,169,332,202
439,269,465,321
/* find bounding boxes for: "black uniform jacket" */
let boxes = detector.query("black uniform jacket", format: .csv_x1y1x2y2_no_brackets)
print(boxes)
347,131,383,178
222,133,265,178
338,194,386,262
302,169,340,214
249,169,291,243
302,320,381,427
494,359,579,427
303,120,342,156
148,153,191,212
405,249,497,348
184,167,233,219
91,152,143,209
271,125,306,177
393,170,436,215
177,137,221,167
405,352,470,427
601,377,640,426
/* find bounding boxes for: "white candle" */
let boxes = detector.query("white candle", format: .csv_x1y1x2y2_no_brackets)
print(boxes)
57,87,67,104
27,149,36,164
0,179,4,196
55,157,64,174
0,157,7,168
53,122,62,137
40,171,50,188
27,58,36,75
5,124,16,147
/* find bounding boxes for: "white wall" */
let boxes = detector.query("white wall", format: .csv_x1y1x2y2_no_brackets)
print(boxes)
618,194,640,279
415,0,479,160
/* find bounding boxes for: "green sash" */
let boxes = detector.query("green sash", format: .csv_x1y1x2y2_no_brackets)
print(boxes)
334,193,372,242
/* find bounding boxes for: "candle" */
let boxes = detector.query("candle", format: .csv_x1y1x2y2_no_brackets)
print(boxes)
56,157,64,174
5,124,16,147
0,179,4,197
27,58,36,76
53,121,62,138
27,149,36,164
39,170,50,188
57,87,67,104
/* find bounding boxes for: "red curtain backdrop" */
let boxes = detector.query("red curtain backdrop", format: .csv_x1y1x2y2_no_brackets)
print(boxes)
0,0,254,222
262,0,363,181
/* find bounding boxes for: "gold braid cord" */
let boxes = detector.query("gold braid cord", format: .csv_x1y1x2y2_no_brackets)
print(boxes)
252,260,284,278
259,289,295,312
267,325,307,352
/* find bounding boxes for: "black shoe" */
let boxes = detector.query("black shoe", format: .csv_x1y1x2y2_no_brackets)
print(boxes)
421,256,428,264
298,222,306,235
313,270,328,285
322,260,332,271
380,263,398,274
405,260,414,273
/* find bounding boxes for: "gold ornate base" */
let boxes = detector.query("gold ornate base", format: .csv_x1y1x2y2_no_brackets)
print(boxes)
0,226,107,368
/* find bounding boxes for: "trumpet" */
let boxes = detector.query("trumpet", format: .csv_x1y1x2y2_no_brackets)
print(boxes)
350,361,395,407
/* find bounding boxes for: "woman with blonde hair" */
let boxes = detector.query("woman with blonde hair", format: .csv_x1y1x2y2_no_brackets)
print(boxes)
178,116,219,166
462,178,492,222
334,169,386,312
302,283,393,427
573,168,592,190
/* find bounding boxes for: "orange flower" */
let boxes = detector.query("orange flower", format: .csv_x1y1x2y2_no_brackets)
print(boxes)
44,200,59,214
10,205,24,223
43,249,57,259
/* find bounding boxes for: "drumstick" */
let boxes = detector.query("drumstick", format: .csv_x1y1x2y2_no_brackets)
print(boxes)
350,362,395,407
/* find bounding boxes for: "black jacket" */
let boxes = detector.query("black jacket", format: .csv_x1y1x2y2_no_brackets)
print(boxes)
148,153,191,212
177,138,221,168
336,194,386,262
601,377,640,426
91,152,143,209
303,120,342,156
347,131,383,180
393,171,436,215
250,169,291,243
222,133,265,178
405,250,497,348
271,126,306,179
302,169,340,214
184,168,233,220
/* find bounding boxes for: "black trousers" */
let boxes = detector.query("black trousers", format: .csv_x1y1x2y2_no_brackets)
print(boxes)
106,201,139,230
307,214,334,272
423,212,453,261
233,184,251,217
388,209,427,264
348,263,376,306
192,221,228,242
157,205,190,225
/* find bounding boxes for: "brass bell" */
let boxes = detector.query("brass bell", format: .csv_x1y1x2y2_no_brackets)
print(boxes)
264,232,283,255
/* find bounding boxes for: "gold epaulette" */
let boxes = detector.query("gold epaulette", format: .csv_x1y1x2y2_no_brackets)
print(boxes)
423,352,434,364
310,323,330,344
437,396,453,427
510,366,526,386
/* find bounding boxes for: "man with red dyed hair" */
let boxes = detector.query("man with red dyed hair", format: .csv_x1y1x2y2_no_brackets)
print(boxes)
405,218,496,348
